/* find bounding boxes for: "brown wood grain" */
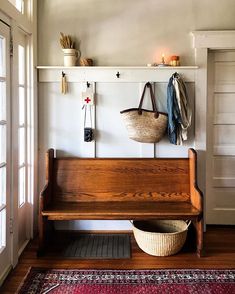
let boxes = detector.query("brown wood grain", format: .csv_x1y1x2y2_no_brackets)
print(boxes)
54,192,191,202
189,149,203,212
43,148,55,207
38,149,55,254
38,148,203,256
188,149,204,256
46,148,54,183
42,201,200,220
53,158,190,197
193,219,204,257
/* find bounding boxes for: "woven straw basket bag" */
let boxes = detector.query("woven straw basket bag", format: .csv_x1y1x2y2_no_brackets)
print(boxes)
132,220,190,256
120,82,168,143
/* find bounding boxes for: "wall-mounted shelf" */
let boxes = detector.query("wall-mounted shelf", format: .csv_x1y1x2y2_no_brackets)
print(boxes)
37,66,198,83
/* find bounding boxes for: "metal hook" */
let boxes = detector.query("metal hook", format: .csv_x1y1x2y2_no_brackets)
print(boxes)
62,71,66,77
116,71,120,78
87,82,90,88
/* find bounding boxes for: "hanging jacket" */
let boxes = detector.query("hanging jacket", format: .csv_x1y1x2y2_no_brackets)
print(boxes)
167,73,191,145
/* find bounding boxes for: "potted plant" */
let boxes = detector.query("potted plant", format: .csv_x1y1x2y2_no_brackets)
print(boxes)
59,32,79,66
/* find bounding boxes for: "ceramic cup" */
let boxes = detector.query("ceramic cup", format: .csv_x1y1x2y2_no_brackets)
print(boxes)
62,48,78,66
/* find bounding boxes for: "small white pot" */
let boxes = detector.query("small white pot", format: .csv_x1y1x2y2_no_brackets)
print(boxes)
62,48,78,66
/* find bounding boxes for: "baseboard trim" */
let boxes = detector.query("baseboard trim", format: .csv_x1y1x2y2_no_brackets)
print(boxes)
0,264,12,287
18,239,30,257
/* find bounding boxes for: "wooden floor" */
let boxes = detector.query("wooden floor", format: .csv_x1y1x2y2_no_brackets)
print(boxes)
1,225,235,293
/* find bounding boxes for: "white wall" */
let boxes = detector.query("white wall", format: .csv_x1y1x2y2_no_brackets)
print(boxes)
37,0,235,230
38,0,235,66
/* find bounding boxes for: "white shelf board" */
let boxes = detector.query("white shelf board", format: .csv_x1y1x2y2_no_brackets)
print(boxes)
37,65,198,83
37,65,198,69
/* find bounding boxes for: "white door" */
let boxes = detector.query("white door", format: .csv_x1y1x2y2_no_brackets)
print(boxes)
0,21,11,283
207,50,235,224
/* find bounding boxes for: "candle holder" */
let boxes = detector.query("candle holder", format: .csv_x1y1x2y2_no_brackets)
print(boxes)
157,54,169,67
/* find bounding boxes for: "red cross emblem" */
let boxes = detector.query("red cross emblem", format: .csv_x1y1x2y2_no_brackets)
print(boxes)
85,97,91,104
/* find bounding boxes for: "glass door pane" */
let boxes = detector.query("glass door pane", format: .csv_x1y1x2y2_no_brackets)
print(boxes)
0,209,6,251
19,87,25,125
7,0,24,13
0,81,6,120
0,36,5,76
18,127,25,165
0,166,6,207
0,21,11,280
0,124,6,163
18,166,25,206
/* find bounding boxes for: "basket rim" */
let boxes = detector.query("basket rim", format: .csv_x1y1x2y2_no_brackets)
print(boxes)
120,108,168,116
132,220,189,235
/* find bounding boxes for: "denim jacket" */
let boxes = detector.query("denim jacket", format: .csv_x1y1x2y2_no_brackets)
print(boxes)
167,73,191,145
167,75,179,144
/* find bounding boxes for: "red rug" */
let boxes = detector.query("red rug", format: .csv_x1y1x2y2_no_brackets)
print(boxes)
17,268,235,294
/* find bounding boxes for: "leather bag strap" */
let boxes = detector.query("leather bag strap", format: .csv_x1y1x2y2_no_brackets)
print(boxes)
138,82,159,118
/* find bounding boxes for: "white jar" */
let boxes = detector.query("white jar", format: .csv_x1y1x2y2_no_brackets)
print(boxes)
62,48,78,66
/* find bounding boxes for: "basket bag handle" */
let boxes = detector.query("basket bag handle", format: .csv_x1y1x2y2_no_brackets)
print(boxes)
138,82,159,118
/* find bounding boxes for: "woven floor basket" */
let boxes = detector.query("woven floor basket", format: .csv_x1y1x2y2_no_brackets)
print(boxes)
132,220,189,256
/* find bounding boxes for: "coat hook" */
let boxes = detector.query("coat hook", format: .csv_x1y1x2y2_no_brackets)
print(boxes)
116,71,120,78
62,71,66,77
87,81,90,88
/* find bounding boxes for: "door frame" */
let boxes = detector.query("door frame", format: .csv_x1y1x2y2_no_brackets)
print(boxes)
0,0,37,283
192,30,235,225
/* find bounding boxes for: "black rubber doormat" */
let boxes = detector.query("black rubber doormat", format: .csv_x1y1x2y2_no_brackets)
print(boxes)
63,234,131,259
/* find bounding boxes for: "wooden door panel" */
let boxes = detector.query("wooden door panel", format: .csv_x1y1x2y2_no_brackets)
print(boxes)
207,50,235,224
212,188,235,208
215,62,235,92
214,93,235,124
213,157,235,187
214,51,235,62
213,125,235,156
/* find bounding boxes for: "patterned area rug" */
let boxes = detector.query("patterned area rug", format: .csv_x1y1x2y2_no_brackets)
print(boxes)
17,268,235,294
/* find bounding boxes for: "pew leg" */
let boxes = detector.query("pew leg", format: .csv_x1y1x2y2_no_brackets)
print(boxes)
193,219,204,257
38,215,49,256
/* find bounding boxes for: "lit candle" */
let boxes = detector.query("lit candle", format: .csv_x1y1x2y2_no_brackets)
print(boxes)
161,53,165,64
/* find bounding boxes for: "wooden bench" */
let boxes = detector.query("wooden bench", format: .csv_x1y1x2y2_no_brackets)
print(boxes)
38,148,203,257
